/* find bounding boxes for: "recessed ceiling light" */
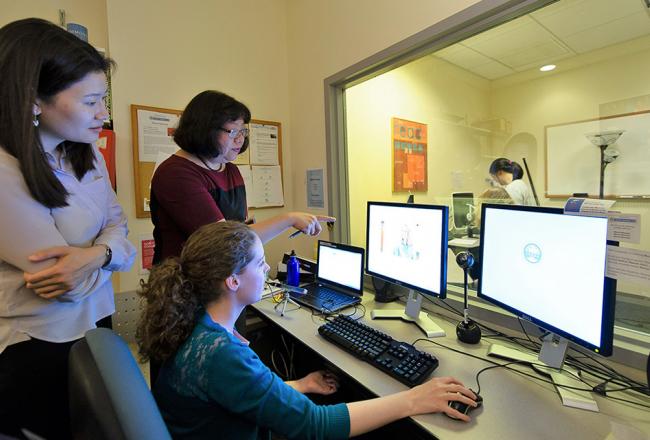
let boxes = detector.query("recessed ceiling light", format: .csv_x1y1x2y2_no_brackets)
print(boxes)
540,64,556,72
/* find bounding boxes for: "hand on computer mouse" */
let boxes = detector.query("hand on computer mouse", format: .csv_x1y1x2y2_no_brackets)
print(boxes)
446,389,482,421
407,376,477,422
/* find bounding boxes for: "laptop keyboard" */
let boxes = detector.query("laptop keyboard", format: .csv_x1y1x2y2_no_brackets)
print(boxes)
291,286,358,311
316,287,349,303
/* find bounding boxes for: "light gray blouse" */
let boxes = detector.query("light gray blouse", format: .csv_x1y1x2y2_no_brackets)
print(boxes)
0,143,136,353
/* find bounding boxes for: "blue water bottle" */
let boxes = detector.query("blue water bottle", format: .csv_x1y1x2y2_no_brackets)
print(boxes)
286,250,300,287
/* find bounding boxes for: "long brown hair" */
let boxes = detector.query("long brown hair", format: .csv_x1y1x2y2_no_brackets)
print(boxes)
136,221,258,363
0,18,114,208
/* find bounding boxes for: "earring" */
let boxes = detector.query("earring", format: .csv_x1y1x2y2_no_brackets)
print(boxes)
33,114,39,127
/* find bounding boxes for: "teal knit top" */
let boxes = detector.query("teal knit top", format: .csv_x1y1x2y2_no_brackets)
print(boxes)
154,313,350,439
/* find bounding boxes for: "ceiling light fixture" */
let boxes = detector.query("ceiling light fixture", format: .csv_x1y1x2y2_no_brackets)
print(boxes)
539,64,556,72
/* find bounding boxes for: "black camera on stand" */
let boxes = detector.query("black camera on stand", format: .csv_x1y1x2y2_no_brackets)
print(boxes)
455,251,482,344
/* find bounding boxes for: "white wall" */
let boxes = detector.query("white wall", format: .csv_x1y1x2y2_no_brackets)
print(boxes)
346,55,491,247
0,0,109,50
284,0,482,253
3,0,482,291
105,0,296,291
105,0,481,290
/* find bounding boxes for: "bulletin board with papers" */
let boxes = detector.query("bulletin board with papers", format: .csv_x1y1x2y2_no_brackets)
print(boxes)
235,119,285,209
131,104,182,218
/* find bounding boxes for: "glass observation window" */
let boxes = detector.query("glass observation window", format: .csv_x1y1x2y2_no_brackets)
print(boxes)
344,0,650,336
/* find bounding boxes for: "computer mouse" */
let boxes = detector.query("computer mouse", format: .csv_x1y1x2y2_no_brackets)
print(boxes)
446,390,482,419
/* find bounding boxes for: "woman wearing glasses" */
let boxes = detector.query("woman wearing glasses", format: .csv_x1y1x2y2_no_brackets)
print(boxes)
150,90,333,265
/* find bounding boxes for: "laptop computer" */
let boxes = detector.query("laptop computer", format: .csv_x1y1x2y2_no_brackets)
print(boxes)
290,240,365,313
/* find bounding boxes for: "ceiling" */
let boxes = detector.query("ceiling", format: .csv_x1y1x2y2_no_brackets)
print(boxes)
435,0,650,80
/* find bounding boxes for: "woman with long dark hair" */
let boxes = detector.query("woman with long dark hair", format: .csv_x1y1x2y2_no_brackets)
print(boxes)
0,18,135,438
137,221,477,439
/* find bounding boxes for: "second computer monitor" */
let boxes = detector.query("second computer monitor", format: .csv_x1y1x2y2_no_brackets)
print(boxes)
452,192,474,230
366,201,448,299
478,203,615,356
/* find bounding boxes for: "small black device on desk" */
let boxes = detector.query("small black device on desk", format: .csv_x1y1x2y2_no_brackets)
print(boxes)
318,315,438,387
447,390,483,419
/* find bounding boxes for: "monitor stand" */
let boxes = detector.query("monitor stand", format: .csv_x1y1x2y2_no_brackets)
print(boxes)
371,290,446,338
487,334,599,412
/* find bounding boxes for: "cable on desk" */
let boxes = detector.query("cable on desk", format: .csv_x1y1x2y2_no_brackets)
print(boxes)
412,338,650,410
414,338,593,392
371,282,650,400
474,361,524,395
408,285,647,397
479,314,648,397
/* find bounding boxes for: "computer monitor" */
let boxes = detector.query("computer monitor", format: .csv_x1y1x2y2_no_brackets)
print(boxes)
366,201,448,337
478,203,616,411
452,192,474,230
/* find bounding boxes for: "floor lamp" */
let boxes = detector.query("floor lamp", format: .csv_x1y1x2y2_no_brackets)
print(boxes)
585,130,624,199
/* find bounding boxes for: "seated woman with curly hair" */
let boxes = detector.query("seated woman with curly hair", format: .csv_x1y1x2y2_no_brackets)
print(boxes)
137,221,478,439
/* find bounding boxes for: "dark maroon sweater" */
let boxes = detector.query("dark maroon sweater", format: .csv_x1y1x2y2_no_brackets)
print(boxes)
150,155,247,263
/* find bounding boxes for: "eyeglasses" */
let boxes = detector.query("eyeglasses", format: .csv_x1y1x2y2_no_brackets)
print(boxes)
219,127,250,139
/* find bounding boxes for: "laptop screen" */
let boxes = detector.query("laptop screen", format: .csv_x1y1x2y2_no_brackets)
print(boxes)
317,241,364,292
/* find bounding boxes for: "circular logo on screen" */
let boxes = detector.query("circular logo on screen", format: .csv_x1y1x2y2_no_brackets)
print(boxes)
523,243,542,263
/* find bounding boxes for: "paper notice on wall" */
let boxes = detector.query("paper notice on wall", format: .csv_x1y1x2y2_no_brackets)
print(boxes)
564,197,615,216
607,213,641,244
249,165,284,207
137,109,180,162
606,245,650,287
307,168,324,208
249,123,279,165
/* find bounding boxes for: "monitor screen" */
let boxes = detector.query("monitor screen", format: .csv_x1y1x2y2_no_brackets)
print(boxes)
477,204,615,355
452,192,474,229
366,202,448,299
317,241,364,291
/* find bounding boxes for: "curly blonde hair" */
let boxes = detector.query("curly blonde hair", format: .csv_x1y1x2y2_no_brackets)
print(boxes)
136,221,257,363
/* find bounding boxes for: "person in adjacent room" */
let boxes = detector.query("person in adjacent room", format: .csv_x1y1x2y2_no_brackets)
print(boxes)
488,157,536,206
473,187,514,228
0,18,136,439
137,221,478,439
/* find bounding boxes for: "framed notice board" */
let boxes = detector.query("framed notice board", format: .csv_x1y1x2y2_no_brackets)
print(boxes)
131,104,182,218
131,104,284,218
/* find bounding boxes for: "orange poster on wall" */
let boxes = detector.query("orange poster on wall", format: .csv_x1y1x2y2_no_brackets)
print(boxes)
392,117,427,192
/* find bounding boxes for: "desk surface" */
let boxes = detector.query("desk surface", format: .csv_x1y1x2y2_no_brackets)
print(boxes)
252,294,650,440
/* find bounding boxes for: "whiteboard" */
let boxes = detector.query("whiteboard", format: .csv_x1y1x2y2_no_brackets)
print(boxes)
545,111,650,198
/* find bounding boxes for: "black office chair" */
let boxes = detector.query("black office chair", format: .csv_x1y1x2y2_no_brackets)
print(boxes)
68,328,171,440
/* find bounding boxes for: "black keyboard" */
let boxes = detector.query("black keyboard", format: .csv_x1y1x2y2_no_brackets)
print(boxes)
318,315,438,387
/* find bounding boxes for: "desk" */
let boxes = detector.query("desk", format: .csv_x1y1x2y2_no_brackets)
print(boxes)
251,294,650,440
